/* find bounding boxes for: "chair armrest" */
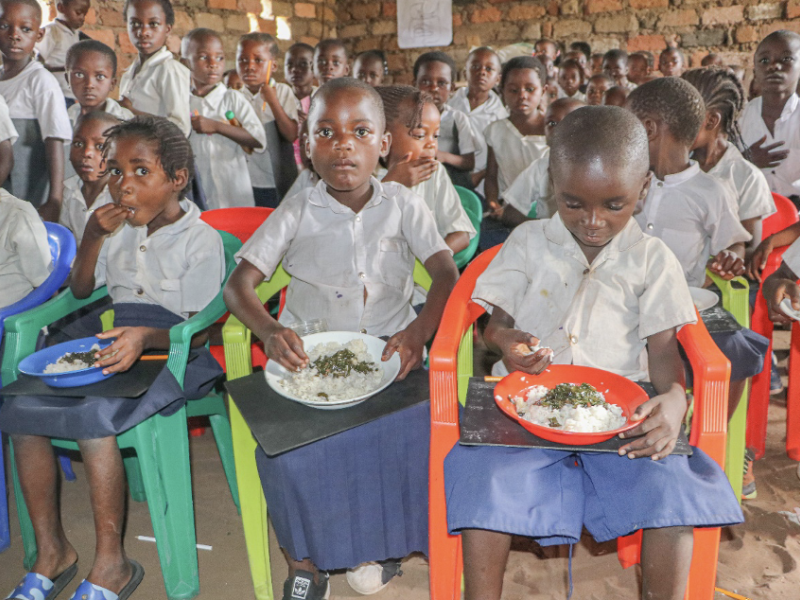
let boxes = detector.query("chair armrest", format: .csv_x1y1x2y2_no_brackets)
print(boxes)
222,312,254,381
706,273,750,328
168,293,229,387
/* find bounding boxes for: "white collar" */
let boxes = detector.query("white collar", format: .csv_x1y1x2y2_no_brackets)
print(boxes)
307,177,385,214
130,46,173,75
657,160,701,187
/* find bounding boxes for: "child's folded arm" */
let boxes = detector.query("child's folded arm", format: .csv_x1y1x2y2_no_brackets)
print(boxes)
38,137,66,222
437,149,474,172
0,138,13,186
262,84,299,143
484,146,501,214
747,221,800,280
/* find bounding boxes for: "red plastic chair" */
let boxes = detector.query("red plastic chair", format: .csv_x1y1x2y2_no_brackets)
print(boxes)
428,246,731,600
199,207,274,372
749,193,800,459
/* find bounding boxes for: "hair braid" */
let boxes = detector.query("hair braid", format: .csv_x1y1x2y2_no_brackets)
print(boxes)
374,85,434,133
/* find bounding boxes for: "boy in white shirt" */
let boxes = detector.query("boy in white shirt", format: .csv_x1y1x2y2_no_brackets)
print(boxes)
182,28,265,210
739,30,800,204
66,40,134,126
236,32,299,206
0,94,18,187
603,49,637,92
35,0,90,104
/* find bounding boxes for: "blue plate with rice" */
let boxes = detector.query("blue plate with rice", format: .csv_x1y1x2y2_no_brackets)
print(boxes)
18,336,117,388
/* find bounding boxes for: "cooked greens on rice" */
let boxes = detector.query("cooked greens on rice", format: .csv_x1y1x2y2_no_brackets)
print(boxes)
281,339,383,401
43,344,101,374
509,382,626,432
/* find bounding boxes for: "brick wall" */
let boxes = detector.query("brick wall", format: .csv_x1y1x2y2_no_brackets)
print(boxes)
336,0,800,85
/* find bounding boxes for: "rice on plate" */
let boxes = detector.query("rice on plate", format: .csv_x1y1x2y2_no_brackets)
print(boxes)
511,383,626,433
43,344,101,374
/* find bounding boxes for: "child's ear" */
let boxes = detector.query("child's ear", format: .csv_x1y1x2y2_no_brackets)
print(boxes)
641,117,659,141
380,131,391,158
111,76,118,89
36,27,45,44
172,167,189,192
303,133,311,159
344,62,351,76
705,110,722,131
640,171,653,200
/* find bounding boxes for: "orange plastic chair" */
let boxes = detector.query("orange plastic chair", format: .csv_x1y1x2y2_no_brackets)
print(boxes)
199,207,274,372
428,246,732,600
749,193,800,459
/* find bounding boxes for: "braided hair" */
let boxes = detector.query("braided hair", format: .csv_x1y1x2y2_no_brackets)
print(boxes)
103,116,194,192
356,50,389,76
374,85,435,167
682,67,749,158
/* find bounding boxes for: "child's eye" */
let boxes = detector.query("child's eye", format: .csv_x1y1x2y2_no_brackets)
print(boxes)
317,127,333,138
607,204,624,212
355,127,370,137
135,167,149,176
74,72,84,78
547,120,557,128
109,167,121,176
97,143,105,150
72,141,84,149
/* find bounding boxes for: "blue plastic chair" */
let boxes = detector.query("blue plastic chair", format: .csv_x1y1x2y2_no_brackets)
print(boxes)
1,222,76,553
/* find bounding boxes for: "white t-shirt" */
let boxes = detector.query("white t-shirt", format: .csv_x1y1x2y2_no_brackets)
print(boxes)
119,46,191,137
0,189,52,308
634,161,751,287
438,105,477,156
0,60,72,141
68,99,134,127
285,169,320,199
449,87,509,173
503,149,552,218
556,86,586,102
236,177,450,337
240,82,299,189
95,200,225,318
189,85,267,210
484,118,548,196
0,94,19,145
707,141,776,223
58,175,115,247
740,94,800,198
474,215,697,379
35,19,81,99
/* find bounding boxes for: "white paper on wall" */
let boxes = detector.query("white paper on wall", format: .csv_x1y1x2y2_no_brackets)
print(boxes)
397,0,453,49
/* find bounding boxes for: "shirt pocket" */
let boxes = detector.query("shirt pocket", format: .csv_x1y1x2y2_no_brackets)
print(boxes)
158,278,182,308
378,237,411,289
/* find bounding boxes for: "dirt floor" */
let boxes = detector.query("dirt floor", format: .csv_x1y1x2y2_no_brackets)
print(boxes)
1,330,799,599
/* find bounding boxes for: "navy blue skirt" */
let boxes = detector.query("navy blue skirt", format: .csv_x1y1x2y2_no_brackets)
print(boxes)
444,444,744,546
710,328,769,382
255,401,430,571
0,303,223,439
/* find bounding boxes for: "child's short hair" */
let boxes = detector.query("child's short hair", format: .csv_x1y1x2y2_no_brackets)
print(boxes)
375,84,433,132
356,50,388,75
287,41,314,56
74,110,122,134
588,73,613,85
627,77,705,145
104,116,194,188
759,29,800,51
660,46,686,62
682,67,748,155
181,28,221,56
630,51,653,68
315,38,348,58
500,56,547,89
123,0,175,26
413,51,456,81
308,78,384,130
66,39,118,75
603,48,628,65
550,105,649,180
467,46,500,63
569,41,591,60
239,32,279,57
560,57,584,76
2,0,41,18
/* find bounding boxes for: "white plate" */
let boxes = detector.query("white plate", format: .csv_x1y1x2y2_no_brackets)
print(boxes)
689,287,719,312
780,298,800,321
264,331,401,410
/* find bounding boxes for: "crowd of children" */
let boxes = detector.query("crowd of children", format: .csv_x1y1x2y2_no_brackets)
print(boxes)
1,0,799,598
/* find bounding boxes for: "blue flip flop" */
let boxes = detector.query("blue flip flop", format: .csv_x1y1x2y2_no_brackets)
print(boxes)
6,563,78,600
68,560,144,600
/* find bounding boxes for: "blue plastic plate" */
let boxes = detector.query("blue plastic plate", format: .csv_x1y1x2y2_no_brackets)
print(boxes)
18,336,117,388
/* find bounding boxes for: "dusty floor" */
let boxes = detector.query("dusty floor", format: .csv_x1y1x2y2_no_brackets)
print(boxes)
1,330,799,599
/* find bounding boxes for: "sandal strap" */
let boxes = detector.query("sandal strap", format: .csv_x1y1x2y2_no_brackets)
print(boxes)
6,572,56,600
68,581,118,600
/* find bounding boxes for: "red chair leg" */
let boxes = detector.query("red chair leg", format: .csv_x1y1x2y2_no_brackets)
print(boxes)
685,527,721,600
788,323,800,460
747,296,774,459
617,531,642,569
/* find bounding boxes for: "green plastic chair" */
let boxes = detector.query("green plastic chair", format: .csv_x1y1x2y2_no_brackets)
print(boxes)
453,186,482,269
223,261,432,600
2,231,243,600
706,271,750,504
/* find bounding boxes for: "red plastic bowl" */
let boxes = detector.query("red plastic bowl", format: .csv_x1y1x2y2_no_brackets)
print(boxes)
494,365,649,445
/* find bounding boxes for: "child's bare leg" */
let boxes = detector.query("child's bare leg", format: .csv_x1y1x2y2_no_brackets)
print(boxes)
727,379,747,421
641,526,693,600
77,437,133,593
462,529,512,600
11,434,78,577
281,548,324,583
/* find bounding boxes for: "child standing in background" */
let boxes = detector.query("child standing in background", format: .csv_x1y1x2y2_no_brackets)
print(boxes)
414,51,476,190
284,42,316,169
182,28,265,210
585,73,611,105
603,49,636,91
0,0,72,220
0,94,17,187
35,0,90,105
237,32,298,206
627,51,654,86
223,68,242,90
449,47,507,190
313,38,350,84
119,0,191,136
659,47,686,77
556,57,585,101
60,111,119,247
66,40,134,126
354,50,387,87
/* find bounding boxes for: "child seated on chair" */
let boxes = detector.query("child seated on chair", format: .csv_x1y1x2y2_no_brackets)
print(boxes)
224,78,458,600
0,116,225,600
444,106,744,600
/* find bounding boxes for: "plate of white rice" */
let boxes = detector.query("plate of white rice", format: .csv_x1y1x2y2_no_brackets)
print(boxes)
511,385,626,433
264,331,401,410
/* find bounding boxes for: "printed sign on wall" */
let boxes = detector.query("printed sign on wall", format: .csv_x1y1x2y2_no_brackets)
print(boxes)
398,0,453,49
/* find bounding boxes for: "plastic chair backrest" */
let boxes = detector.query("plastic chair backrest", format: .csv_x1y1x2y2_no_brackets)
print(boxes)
0,222,76,341
453,186,482,269
763,193,799,238
199,207,274,244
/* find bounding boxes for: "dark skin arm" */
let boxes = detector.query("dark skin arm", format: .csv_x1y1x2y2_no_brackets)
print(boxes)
747,221,800,281
500,204,529,229
444,232,469,255
0,139,14,187
381,153,437,188
37,138,66,222
762,261,800,325
706,242,746,281
261,84,299,142
484,146,502,217
437,149,475,172
224,250,458,380
748,135,789,169
483,307,554,375
190,116,263,149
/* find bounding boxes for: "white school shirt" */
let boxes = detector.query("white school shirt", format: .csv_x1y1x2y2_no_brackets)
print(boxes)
35,19,81,99
67,99,134,127
58,175,114,247
376,163,477,241
240,82,299,189
473,215,697,380
0,60,72,141
503,148,553,219
94,200,225,318
0,189,52,308
119,47,191,137
189,85,267,210
236,177,451,337
0,94,18,145
707,142,776,222
449,87,508,173
285,169,319,199
634,161,751,287
438,105,477,156
484,118,549,195
739,94,800,197
556,86,586,102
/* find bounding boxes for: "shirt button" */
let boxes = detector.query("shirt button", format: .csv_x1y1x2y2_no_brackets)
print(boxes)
136,288,144,296
646,223,654,230
359,272,365,279
583,268,590,275
569,335,578,345
657,182,663,187
139,245,146,252
360,328,367,334
355,215,361,222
